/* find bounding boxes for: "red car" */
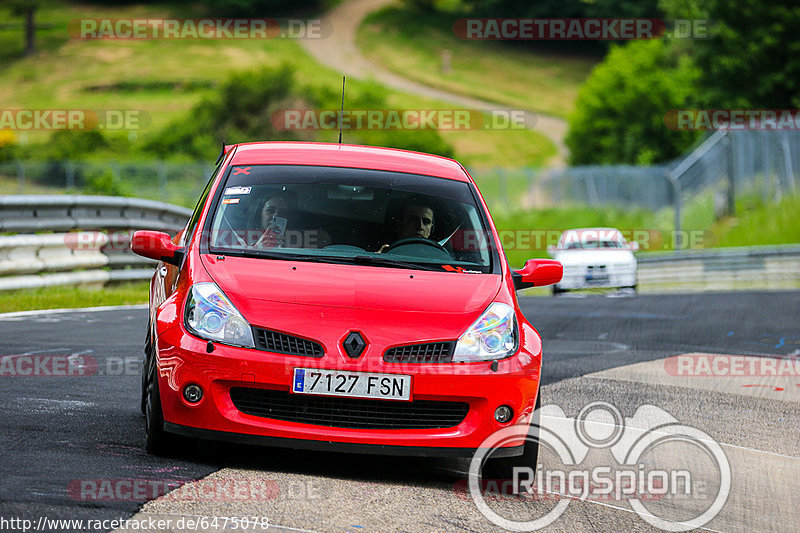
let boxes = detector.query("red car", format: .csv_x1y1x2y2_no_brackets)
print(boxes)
131,141,561,475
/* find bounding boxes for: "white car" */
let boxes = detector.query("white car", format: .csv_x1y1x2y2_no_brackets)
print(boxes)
547,228,638,294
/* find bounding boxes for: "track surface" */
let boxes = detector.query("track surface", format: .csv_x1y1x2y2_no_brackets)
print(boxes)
0,292,798,532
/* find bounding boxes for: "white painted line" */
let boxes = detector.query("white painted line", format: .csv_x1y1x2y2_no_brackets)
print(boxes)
541,413,800,460
531,487,726,533
0,303,147,319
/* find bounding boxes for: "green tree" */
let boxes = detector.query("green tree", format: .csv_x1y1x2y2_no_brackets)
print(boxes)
566,39,701,165
196,0,322,17
661,0,800,107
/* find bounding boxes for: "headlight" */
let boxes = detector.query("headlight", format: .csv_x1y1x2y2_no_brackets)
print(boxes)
453,302,518,362
185,282,254,348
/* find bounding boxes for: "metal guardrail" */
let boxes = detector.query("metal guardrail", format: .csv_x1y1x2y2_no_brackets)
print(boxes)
0,195,191,291
637,244,800,292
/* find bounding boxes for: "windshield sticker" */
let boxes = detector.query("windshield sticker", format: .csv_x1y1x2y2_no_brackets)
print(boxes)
443,265,481,274
221,198,240,205
224,186,251,195
232,167,251,175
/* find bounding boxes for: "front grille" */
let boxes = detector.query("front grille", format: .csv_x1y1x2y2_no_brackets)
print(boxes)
384,342,455,363
230,387,469,429
252,328,323,358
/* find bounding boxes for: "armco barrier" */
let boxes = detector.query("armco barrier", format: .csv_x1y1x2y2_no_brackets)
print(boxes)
0,195,191,291
637,245,800,292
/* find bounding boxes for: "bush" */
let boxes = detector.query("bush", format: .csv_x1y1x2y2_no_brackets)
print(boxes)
144,65,455,160
82,168,132,196
565,39,701,165
144,64,302,159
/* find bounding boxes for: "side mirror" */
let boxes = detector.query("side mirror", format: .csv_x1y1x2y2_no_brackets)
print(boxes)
131,230,185,267
629,241,640,252
512,259,563,291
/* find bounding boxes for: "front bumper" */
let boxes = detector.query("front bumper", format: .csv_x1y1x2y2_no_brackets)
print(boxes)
154,324,541,456
557,265,637,289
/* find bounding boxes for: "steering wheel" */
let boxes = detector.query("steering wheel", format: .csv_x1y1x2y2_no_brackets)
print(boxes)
385,237,449,255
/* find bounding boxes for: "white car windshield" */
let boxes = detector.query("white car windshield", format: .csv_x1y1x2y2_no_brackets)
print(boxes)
565,240,624,250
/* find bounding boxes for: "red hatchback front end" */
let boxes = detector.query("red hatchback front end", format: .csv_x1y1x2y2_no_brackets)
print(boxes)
133,142,561,458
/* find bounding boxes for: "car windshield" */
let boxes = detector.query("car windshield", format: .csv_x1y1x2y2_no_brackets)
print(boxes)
206,164,495,272
565,240,624,250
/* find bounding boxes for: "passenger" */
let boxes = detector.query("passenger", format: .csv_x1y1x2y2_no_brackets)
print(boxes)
254,191,297,248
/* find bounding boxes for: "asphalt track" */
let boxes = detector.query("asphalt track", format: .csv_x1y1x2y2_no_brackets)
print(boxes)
0,291,797,532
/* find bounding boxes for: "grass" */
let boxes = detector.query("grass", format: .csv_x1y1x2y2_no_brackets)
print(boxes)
0,2,555,171
713,194,800,247
357,7,599,121
0,281,149,313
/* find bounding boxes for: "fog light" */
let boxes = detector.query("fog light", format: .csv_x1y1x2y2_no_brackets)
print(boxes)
183,384,203,403
494,405,513,423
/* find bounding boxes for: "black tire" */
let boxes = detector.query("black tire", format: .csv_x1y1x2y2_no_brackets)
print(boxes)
144,357,179,456
551,285,565,295
481,393,541,492
140,329,152,415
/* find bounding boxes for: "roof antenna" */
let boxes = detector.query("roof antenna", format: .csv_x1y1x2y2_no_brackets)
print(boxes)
338,76,346,145
215,139,226,165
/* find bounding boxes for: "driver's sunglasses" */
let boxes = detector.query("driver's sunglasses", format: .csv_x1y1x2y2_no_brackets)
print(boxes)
403,215,433,226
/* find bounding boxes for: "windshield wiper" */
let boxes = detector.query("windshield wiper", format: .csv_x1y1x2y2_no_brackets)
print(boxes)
350,255,443,271
212,249,322,262
211,249,450,271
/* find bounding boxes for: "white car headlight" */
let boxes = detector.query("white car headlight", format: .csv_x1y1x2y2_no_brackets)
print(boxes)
453,302,518,362
185,282,254,348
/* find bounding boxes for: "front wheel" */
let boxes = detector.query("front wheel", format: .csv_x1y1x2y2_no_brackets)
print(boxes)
481,394,541,492
144,359,180,456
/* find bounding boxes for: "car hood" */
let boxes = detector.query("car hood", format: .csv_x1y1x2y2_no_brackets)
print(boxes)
554,249,635,267
200,254,502,343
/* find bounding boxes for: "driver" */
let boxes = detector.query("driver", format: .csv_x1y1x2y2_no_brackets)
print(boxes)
378,201,435,253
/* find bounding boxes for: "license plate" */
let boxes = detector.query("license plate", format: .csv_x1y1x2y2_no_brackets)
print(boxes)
292,368,411,401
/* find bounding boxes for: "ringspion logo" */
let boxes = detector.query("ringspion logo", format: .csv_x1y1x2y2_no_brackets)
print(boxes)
468,402,730,531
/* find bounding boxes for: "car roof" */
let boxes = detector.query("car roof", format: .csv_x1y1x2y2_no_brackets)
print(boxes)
560,227,621,233
229,141,470,182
